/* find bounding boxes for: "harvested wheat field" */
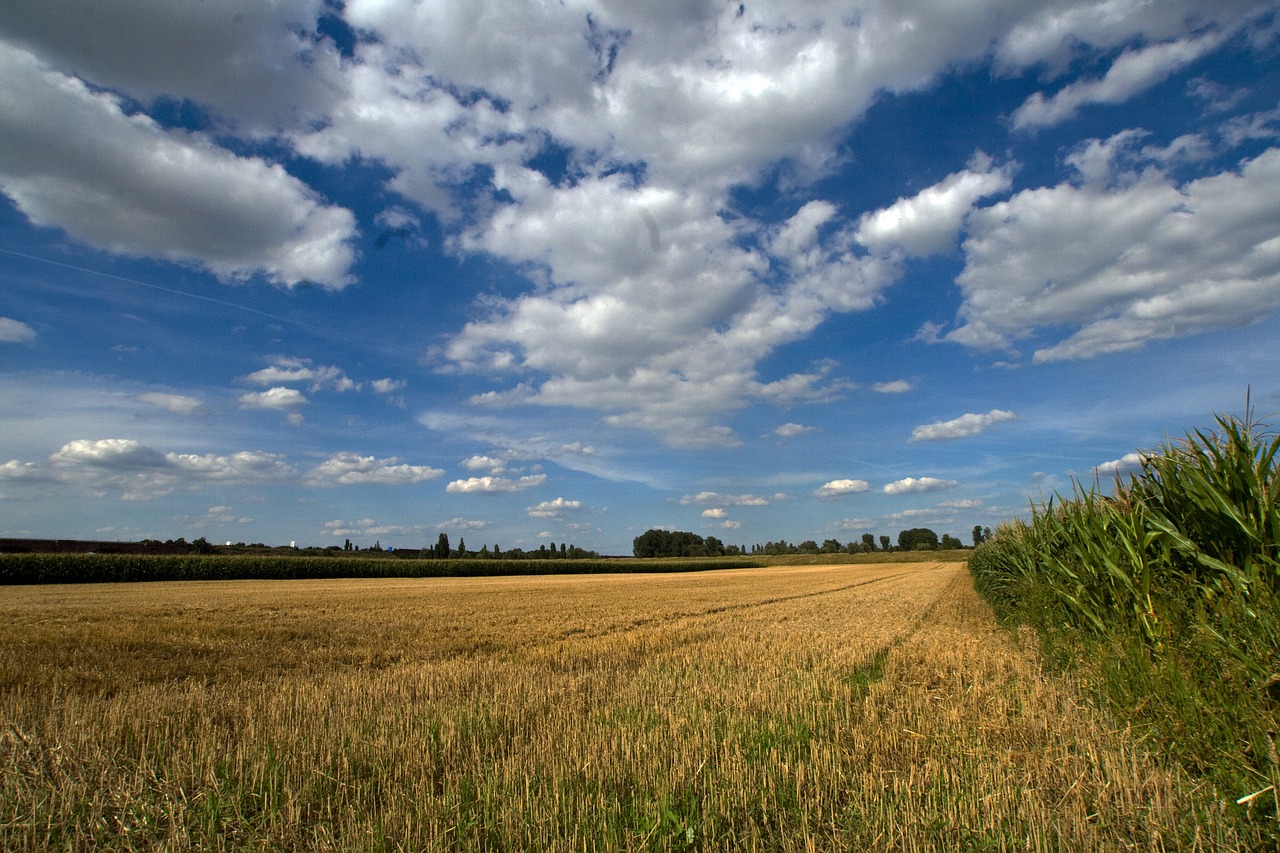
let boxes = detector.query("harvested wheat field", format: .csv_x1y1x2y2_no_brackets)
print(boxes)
0,562,1240,850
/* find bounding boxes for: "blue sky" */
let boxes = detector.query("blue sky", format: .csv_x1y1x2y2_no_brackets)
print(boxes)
2,0,1279,554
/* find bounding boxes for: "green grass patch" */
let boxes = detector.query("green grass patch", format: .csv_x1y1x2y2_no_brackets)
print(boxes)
840,649,889,698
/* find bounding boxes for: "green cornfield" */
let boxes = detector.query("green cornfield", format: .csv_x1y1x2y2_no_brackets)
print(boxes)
970,405,1280,839
0,554,757,585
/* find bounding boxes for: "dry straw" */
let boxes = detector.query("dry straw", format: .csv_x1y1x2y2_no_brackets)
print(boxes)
2,563,1240,850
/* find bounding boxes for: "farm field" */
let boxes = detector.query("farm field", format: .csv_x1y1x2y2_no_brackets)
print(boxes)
0,562,1239,850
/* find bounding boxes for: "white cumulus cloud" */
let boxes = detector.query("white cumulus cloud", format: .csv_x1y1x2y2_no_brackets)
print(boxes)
324,519,429,539
238,387,308,411
446,474,547,494
240,357,357,392
774,422,815,438
48,438,293,499
1095,452,1147,475
883,477,959,495
306,452,443,486
527,497,583,518
0,460,47,481
948,145,1280,361
815,479,871,498
855,157,1014,258
371,378,405,394
1012,31,1229,131
0,317,36,343
0,44,357,289
910,410,1018,442
680,491,771,507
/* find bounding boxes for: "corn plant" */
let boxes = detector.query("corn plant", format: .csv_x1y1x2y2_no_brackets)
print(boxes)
969,404,1280,836
973,405,1279,641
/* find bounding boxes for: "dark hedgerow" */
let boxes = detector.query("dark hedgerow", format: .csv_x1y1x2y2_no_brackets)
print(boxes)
0,554,760,585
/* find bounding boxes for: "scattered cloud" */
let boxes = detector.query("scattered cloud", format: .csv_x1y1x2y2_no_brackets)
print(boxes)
910,409,1018,442
1187,77,1248,113
774,422,815,438
0,0,346,128
886,507,956,522
446,474,548,494
462,455,512,475
883,477,959,495
178,505,254,529
828,517,877,531
240,357,357,392
0,460,47,481
855,156,1014,257
442,158,1014,448
939,498,984,509
47,438,293,500
238,387,308,412
0,317,36,343
1,1,1275,553
324,519,429,539
438,517,490,531
1095,452,1147,475
371,378,405,394
1219,105,1280,148
680,491,771,507
948,146,1280,361
136,392,203,414
305,452,443,486
527,497,583,518
0,45,357,289
815,479,871,498
1012,31,1229,131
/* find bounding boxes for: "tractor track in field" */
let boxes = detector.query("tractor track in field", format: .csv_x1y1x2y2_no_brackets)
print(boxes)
547,565,956,648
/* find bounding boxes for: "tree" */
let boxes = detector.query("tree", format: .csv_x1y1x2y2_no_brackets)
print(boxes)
972,525,986,547
435,532,450,559
861,533,876,552
879,535,891,552
633,529,709,558
940,533,963,550
821,538,843,554
898,528,939,551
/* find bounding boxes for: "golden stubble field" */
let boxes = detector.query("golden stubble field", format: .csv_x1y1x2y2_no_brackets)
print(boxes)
0,562,1240,850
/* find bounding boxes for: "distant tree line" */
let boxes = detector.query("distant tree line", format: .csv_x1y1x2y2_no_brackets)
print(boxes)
632,529,738,558
401,532,599,560
634,525,990,558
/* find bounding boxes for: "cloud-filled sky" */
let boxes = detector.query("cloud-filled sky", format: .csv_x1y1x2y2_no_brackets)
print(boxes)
2,0,1279,553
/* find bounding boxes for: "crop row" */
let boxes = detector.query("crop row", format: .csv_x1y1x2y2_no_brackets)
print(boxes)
971,407,1279,639
969,405,1280,836
0,553,759,585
